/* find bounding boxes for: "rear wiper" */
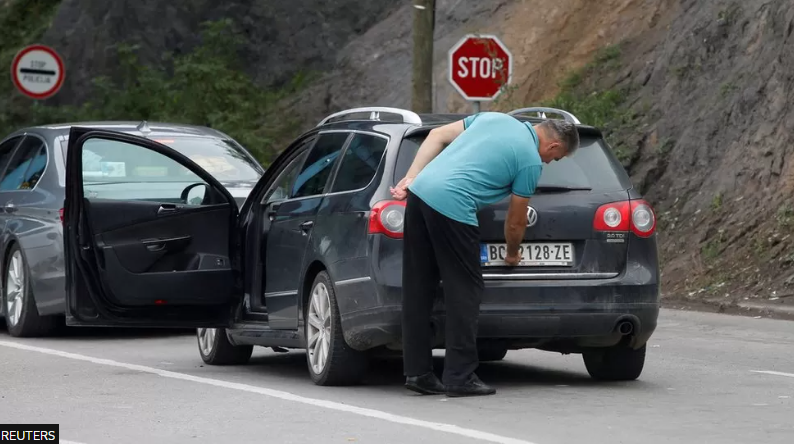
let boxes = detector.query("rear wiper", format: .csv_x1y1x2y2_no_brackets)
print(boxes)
535,185,592,192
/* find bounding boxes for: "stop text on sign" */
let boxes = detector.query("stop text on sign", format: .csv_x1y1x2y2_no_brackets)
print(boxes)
456,57,505,80
448,34,513,102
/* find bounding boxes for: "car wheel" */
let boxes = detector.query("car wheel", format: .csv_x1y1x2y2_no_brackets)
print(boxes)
196,327,253,365
582,344,646,381
478,347,508,362
3,245,56,337
305,271,369,386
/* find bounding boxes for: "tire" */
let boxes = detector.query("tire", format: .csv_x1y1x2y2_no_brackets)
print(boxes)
304,271,369,386
196,327,253,365
2,245,57,337
478,347,508,362
582,344,646,381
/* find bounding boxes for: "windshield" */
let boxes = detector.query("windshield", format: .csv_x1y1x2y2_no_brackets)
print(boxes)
61,135,263,183
394,134,631,192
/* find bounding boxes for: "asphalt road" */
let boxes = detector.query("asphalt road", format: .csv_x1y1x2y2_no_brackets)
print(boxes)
1,309,792,444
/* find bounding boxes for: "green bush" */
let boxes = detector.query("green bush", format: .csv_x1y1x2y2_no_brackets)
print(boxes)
2,13,307,165
540,44,627,130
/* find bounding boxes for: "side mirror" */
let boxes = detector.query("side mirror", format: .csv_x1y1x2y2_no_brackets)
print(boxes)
181,183,208,205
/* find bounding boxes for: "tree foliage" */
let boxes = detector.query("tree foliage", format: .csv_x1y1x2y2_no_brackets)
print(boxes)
2,13,307,165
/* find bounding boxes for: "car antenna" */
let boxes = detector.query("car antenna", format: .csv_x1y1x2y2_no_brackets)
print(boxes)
136,120,152,136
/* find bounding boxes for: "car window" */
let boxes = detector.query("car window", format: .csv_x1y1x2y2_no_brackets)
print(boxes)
330,133,388,193
63,135,262,184
81,138,208,204
0,136,23,178
395,134,631,192
291,132,350,199
264,151,309,204
0,136,45,191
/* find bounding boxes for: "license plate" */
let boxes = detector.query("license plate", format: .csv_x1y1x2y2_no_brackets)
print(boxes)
480,242,574,266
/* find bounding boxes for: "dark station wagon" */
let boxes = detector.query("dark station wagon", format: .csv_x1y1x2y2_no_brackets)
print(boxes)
62,106,660,386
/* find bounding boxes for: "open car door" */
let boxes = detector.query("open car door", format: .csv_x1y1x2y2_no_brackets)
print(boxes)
64,127,240,328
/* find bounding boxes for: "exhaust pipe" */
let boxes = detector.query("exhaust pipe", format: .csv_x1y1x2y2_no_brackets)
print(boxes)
617,320,634,335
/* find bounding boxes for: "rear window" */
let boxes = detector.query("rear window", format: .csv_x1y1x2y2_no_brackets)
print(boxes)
394,134,630,192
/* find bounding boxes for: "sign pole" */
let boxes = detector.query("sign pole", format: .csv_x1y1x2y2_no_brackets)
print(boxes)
472,101,480,113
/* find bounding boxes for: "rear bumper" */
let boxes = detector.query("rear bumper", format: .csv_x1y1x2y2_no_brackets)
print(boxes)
335,231,660,352
339,278,659,352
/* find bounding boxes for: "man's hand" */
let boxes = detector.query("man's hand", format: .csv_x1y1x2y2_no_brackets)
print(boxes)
504,252,521,266
505,194,530,263
390,176,414,200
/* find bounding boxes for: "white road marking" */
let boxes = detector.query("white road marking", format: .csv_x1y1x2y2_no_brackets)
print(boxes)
1,340,536,444
751,370,794,379
60,440,87,444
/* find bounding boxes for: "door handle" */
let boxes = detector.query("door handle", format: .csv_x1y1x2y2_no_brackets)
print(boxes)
299,221,314,233
157,204,178,215
4,203,17,213
141,235,191,252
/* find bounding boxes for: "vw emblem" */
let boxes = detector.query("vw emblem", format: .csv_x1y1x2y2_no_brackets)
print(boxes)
526,206,538,227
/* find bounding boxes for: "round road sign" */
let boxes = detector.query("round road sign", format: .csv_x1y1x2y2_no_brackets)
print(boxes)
11,44,65,100
448,34,513,102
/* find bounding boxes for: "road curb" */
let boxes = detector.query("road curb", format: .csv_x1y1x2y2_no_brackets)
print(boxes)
662,297,794,321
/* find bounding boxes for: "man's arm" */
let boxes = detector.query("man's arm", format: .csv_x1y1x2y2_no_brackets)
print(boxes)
504,164,542,265
405,120,465,178
390,120,466,200
504,194,530,265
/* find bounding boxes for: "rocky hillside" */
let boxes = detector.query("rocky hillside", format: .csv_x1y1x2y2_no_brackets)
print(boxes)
2,0,792,308
284,0,794,310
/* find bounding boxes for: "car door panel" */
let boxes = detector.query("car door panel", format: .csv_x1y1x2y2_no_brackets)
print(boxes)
263,131,351,329
263,196,323,328
65,127,239,327
84,199,232,306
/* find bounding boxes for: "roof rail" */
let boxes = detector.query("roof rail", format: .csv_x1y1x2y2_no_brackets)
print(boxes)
317,107,423,127
507,107,581,125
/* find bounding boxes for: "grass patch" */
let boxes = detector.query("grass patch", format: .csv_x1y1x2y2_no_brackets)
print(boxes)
701,230,726,262
711,192,723,211
540,43,629,130
776,203,793,228
656,138,675,156
719,82,738,98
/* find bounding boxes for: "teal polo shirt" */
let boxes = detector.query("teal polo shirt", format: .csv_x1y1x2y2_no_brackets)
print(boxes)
408,112,543,226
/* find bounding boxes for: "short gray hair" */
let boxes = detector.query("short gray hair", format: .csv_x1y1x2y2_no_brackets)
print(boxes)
539,119,580,155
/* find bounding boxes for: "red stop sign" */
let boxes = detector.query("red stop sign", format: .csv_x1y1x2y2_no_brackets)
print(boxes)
448,34,513,102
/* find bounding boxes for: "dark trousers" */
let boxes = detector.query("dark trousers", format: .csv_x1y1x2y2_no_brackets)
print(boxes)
401,191,484,386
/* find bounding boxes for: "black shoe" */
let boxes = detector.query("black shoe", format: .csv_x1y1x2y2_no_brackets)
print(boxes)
445,374,496,397
405,372,445,395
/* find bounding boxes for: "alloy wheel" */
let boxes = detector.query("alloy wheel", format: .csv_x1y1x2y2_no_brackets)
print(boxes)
307,282,332,375
197,328,217,356
5,251,25,327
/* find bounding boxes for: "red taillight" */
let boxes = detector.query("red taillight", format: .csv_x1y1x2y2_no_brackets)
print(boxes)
594,200,656,237
368,200,407,238
629,200,656,237
59,208,64,223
